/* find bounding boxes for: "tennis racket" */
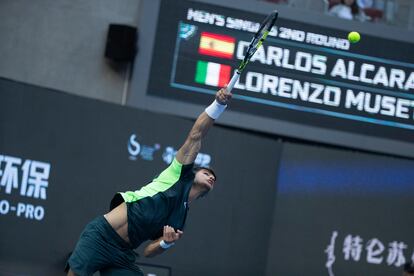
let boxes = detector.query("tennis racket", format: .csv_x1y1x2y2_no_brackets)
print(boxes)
226,10,279,92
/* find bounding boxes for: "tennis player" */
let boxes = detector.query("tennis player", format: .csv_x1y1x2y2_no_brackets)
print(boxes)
66,87,232,275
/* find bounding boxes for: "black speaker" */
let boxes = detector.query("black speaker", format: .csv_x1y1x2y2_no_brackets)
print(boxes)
105,24,138,62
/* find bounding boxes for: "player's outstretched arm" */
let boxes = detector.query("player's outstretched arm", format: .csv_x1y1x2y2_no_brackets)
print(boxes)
176,87,232,165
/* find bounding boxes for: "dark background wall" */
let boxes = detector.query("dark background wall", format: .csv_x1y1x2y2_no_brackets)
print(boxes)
266,143,414,276
2,78,413,276
0,78,281,276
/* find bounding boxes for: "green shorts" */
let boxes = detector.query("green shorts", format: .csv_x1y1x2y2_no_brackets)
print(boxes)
67,216,143,276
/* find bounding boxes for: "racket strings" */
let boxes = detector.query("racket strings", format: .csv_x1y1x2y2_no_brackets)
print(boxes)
233,11,278,78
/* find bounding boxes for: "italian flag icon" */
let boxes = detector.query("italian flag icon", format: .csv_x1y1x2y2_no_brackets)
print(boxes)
195,60,231,87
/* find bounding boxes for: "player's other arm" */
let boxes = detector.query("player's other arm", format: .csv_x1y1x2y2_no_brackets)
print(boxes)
143,226,183,258
175,87,232,165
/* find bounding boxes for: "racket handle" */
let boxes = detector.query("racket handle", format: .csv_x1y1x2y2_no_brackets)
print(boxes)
226,70,240,92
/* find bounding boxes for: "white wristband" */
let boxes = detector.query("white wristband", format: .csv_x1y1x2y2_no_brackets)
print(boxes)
160,240,175,249
205,99,227,120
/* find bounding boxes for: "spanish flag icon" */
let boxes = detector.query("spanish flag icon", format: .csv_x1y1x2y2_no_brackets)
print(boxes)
198,32,236,59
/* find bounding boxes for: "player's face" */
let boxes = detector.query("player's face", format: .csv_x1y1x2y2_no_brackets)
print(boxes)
195,169,216,191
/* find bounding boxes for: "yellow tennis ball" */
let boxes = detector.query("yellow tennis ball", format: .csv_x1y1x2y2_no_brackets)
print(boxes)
348,31,360,43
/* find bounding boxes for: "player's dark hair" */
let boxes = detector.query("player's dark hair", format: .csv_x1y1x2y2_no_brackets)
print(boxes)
193,166,217,181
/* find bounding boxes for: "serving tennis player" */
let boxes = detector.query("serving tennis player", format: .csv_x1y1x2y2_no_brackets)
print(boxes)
66,87,232,275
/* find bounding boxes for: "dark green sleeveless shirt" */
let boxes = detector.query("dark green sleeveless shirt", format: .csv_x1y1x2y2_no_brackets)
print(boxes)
110,158,194,249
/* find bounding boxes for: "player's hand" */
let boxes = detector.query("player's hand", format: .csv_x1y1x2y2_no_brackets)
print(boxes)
163,225,183,244
216,87,232,105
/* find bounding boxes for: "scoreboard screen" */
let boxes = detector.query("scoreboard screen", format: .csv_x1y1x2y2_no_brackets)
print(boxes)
130,0,414,158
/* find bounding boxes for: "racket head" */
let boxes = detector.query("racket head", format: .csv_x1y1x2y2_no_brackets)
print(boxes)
238,10,278,71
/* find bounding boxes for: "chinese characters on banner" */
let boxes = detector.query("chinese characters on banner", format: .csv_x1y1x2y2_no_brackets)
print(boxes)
0,154,51,221
325,230,414,276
